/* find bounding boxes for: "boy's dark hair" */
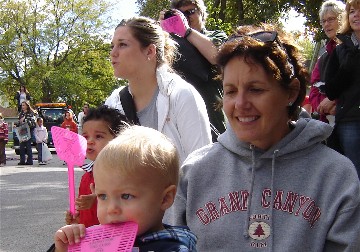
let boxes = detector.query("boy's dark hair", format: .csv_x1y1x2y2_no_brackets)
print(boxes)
83,105,129,136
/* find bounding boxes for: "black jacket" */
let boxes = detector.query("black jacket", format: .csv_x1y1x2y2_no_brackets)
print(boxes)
325,33,360,122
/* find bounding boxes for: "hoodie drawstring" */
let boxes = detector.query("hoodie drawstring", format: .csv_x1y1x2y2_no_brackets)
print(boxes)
270,149,279,251
243,148,279,245
244,145,256,238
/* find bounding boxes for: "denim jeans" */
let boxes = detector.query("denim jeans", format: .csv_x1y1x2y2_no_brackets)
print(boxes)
37,143,43,162
20,139,33,164
337,121,360,179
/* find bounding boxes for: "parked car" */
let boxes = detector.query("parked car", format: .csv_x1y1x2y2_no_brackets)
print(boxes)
13,102,76,154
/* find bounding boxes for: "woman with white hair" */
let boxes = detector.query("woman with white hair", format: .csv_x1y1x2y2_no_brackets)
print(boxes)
309,0,345,126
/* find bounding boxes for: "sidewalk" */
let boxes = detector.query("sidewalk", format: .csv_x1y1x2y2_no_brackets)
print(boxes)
5,147,17,161
5,147,38,161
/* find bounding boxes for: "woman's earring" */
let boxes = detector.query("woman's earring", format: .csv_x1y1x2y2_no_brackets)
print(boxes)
147,57,151,61
288,102,293,107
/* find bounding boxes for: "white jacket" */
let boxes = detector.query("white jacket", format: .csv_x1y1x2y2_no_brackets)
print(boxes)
34,125,48,143
105,65,212,163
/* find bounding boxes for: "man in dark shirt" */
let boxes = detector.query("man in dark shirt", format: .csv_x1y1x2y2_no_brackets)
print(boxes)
160,0,227,141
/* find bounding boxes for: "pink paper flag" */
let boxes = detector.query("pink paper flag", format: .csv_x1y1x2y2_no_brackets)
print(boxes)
160,15,187,37
68,222,138,252
51,126,87,215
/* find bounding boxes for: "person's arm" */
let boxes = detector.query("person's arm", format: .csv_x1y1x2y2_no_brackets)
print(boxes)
0,124,8,142
172,81,212,157
78,112,84,126
39,128,48,143
76,194,96,210
45,128,48,142
4,123,8,143
34,128,41,142
53,224,86,252
71,122,78,133
325,185,360,250
18,112,25,124
159,10,225,65
309,59,321,112
317,98,337,116
310,59,320,85
325,46,360,100
65,210,79,225
186,30,219,65
309,86,324,113
25,114,36,128
76,175,96,212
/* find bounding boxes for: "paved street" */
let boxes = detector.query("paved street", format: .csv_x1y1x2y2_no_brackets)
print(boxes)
0,147,84,252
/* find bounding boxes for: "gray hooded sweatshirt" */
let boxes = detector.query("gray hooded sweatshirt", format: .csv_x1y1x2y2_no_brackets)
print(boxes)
166,118,360,251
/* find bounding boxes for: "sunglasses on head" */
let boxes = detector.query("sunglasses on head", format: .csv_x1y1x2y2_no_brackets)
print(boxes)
181,8,198,17
227,31,278,43
227,31,295,78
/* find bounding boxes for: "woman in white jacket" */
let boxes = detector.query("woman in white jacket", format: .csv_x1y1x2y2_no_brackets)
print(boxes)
105,16,212,163
34,117,48,165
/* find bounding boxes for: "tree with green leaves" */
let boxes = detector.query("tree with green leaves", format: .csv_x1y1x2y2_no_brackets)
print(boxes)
135,0,349,72
136,0,292,33
136,0,343,39
0,0,121,112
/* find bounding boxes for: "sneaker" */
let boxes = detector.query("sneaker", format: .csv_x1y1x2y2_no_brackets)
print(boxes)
18,162,26,165
39,162,46,165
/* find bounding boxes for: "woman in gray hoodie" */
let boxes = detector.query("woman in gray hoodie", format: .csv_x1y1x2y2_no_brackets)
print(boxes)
165,23,360,251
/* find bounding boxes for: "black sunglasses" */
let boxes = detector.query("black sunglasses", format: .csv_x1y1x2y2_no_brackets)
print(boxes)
181,8,198,17
227,31,295,78
227,31,278,43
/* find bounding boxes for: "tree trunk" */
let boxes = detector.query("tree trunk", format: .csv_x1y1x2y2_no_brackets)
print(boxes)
219,0,226,21
211,0,221,19
42,78,52,102
237,0,244,25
